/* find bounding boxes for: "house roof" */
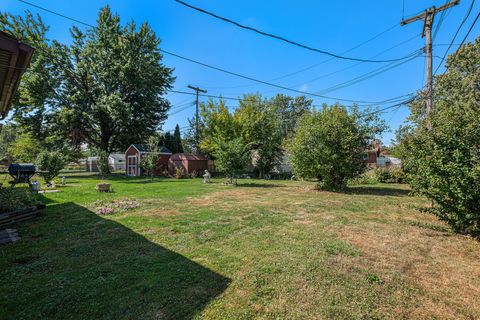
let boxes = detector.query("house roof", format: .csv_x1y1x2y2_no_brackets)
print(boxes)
131,144,172,154
170,153,207,161
108,153,125,160
0,31,34,120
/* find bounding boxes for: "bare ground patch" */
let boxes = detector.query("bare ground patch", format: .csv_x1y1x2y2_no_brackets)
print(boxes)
337,223,480,319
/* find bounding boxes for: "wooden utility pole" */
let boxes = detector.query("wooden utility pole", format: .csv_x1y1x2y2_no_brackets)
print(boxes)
401,0,460,128
187,84,207,148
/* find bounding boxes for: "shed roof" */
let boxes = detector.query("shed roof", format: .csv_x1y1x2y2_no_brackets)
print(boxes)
170,153,207,161
0,31,34,120
131,144,172,154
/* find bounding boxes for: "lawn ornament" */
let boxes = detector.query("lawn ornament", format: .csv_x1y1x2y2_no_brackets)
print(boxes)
203,170,211,183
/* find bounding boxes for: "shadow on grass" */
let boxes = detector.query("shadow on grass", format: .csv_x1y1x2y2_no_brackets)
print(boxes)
1,196,229,319
346,186,411,197
236,182,283,188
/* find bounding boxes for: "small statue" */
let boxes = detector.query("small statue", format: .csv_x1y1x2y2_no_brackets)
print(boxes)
61,176,66,186
203,170,211,183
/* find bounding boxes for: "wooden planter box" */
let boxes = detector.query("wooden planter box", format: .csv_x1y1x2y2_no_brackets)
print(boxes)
96,183,111,193
0,203,44,229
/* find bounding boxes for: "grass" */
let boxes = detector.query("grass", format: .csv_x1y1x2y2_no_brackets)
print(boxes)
1,173,479,319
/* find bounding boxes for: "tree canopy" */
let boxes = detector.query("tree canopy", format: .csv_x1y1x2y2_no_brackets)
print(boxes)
1,7,175,170
403,37,480,234
288,105,385,190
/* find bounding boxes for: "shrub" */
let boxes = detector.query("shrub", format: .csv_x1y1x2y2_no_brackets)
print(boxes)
97,151,110,177
0,188,37,213
175,167,185,179
374,167,405,183
349,170,377,185
36,151,66,187
403,38,480,234
189,170,198,178
141,135,161,181
213,138,249,185
287,106,384,191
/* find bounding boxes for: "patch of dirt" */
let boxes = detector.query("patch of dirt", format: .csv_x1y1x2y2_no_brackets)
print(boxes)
142,209,180,216
337,223,480,319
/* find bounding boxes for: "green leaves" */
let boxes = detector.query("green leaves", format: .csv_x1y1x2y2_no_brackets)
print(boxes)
36,151,66,186
1,6,175,161
288,105,382,191
404,37,480,234
213,138,249,184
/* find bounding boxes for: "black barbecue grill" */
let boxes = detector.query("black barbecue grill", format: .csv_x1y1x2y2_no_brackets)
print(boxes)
7,164,36,187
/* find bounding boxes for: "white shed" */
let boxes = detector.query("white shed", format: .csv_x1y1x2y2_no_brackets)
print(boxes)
108,153,126,171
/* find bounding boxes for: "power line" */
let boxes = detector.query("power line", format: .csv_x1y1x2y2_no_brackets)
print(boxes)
17,0,421,107
18,0,95,27
453,9,480,57
207,25,414,91
168,90,240,101
433,0,475,75
162,49,418,105
173,0,416,63
264,43,421,96
360,97,417,118
315,53,421,95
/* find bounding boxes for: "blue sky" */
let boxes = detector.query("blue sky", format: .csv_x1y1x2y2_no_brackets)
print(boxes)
2,0,479,144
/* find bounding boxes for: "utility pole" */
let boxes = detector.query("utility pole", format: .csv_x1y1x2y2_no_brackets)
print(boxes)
401,0,460,128
187,84,207,148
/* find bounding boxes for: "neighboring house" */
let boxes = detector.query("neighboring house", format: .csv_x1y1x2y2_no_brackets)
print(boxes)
125,144,172,176
366,139,382,167
272,153,293,175
377,156,402,168
168,153,208,177
86,156,99,172
0,31,34,120
108,153,126,171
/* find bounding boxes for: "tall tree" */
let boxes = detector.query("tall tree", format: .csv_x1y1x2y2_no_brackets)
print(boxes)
173,124,184,153
0,11,68,150
58,7,174,169
270,94,312,138
197,99,239,157
235,94,283,178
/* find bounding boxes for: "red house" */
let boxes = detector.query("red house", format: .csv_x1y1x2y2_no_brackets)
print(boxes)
366,139,382,167
125,144,172,176
168,153,208,177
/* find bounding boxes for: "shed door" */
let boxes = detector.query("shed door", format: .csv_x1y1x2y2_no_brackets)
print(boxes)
127,155,138,176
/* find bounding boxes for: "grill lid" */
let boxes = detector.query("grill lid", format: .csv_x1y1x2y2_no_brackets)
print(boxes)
8,163,36,173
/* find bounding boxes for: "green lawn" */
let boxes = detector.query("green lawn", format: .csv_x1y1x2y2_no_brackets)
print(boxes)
1,174,479,319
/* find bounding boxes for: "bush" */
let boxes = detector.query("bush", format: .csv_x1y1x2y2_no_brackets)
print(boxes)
36,151,66,187
0,188,37,213
189,170,198,178
175,167,185,179
403,38,480,234
374,167,405,183
213,138,249,185
349,170,377,185
97,151,110,177
287,106,384,191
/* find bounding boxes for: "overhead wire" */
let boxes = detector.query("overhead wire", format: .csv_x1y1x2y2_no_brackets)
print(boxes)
172,0,419,63
15,0,423,117
206,23,402,90
433,0,476,75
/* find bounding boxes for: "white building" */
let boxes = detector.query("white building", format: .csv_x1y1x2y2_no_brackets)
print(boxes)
108,153,126,171
85,153,126,172
376,156,402,168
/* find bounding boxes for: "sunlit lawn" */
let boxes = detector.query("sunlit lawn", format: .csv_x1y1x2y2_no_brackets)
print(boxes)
1,173,479,319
